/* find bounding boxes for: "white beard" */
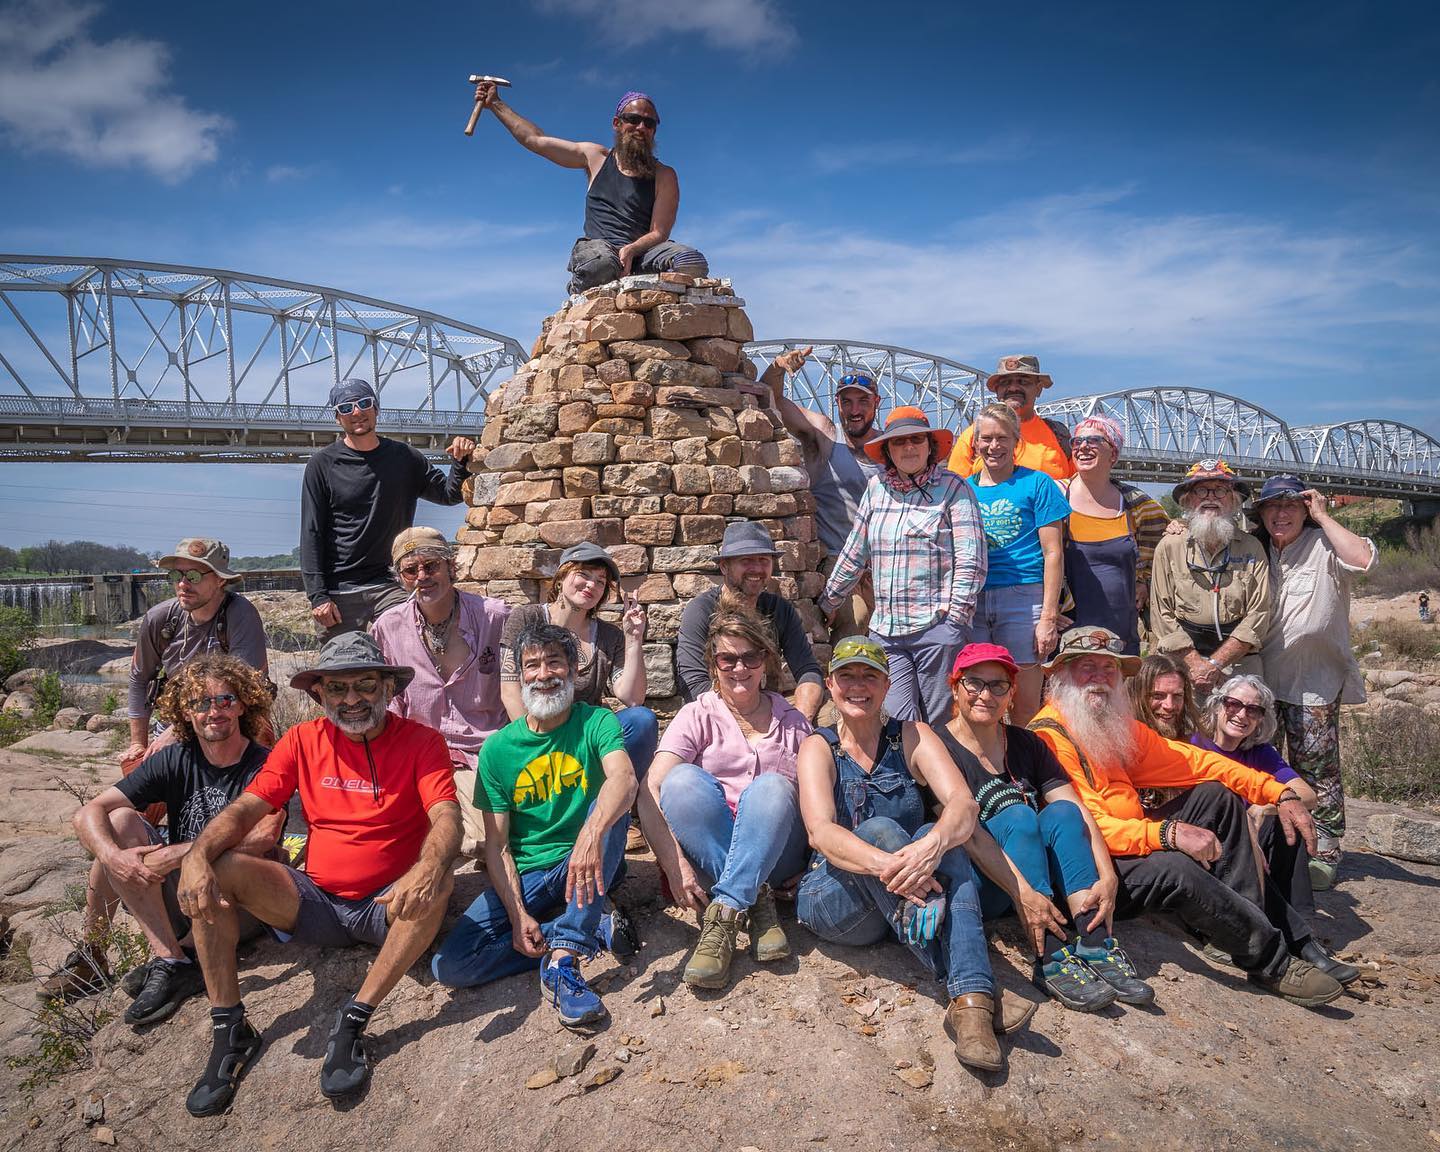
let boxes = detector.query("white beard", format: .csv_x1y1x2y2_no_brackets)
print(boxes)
522,677,576,722
1186,510,1237,555
1048,674,1138,772
324,690,390,736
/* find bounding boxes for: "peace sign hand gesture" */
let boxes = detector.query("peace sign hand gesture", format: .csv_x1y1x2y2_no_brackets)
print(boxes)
622,591,647,642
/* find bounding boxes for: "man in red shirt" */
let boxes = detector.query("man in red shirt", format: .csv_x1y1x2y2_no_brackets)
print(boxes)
177,633,460,1116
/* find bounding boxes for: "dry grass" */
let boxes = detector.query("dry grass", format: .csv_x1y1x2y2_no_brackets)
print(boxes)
1361,522,1440,598
1344,708,1440,807
1354,617,1440,663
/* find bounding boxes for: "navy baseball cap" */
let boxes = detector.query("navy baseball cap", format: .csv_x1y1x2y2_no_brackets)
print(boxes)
329,378,377,409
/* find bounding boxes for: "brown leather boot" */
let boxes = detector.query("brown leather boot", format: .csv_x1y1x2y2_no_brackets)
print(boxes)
946,993,1003,1072
992,985,1040,1034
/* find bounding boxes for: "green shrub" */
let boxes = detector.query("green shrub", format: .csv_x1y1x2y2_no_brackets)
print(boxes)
33,671,63,724
0,605,35,680
1354,618,1440,663
1344,709,1440,807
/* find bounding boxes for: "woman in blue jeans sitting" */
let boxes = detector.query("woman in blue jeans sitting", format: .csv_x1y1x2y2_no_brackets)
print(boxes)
939,643,1154,1011
640,594,812,991
796,636,1037,1074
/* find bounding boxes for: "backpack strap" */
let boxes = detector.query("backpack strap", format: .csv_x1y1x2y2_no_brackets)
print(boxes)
215,591,233,654
1043,417,1072,458
1027,716,1096,789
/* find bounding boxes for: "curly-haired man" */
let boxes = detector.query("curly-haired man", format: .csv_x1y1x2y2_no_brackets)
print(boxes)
52,654,282,1028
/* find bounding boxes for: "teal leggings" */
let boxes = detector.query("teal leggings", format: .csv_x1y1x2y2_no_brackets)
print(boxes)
977,800,1098,920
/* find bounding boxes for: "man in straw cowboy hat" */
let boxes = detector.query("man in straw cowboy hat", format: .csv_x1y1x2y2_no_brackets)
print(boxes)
177,632,460,1115
948,354,1075,481
1028,626,1352,1009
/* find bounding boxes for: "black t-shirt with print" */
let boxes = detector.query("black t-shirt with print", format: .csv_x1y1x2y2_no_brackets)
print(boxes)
115,739,270,842
937,724,1070,804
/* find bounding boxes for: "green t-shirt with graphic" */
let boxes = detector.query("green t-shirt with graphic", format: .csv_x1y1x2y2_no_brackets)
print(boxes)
476,701,626,872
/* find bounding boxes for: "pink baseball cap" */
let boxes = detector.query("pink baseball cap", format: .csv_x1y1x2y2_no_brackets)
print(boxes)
949,643,1020,683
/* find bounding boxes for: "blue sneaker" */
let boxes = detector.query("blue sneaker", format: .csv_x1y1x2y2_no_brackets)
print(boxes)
540,954,606,1030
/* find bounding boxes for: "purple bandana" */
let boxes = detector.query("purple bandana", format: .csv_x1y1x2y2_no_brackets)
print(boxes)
615,91,658,120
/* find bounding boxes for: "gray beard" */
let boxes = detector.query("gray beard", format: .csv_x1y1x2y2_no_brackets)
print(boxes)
1186,510,1237,554
522,677,576,722
324,690,390,736
1048,675,1138,771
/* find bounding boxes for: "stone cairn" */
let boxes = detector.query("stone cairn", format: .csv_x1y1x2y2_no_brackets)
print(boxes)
455,274,827,708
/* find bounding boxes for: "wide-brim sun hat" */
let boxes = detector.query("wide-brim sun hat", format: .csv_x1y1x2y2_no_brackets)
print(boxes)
986,354,1053,391
949,643,1021,682
863,406,954,465
290,631,415,695
829,636,890,677
1041,626,1142,676
1246,474,1310,512
157,538,239,581
1172,457,1251,503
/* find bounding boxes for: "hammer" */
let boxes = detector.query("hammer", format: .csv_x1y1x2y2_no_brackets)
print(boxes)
465,75,512,136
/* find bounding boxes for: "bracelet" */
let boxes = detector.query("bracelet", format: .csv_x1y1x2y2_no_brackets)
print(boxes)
1203,656,1223,670
1159,818,1177,851
1277,789,1300,805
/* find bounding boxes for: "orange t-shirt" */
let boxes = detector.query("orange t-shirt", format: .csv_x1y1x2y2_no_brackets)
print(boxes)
948,414,1075,481
247,715,456,898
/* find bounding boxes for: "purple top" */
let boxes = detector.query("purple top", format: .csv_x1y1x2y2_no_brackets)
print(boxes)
372,591,511,764
1189,733,1299,785
658,690,811,812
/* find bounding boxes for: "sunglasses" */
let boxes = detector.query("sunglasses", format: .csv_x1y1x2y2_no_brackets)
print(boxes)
1071,435,1111,450
167,569,210,585
957,675,1014,698
190,693,239,713
399,558,447,580
335,397,376,415
618,113,658,129
838,374,875,390
715,650,765,671
1220,696,1267,720
320,676,382,698
1065,631,1124,655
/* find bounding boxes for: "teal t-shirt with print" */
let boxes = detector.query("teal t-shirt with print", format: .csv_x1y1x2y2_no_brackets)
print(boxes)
476,701,626,872
968,466,1071,588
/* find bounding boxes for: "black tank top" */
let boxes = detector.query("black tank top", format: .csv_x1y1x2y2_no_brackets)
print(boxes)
583,151,655,247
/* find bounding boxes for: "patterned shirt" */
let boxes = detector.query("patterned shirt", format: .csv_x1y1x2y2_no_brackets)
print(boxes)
821,468,987,637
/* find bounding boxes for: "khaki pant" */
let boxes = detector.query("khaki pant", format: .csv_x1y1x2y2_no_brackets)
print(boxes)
451,762,487,858
821,557,874,646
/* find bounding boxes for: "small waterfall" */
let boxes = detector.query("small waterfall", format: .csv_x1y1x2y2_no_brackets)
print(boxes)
0,581,90,627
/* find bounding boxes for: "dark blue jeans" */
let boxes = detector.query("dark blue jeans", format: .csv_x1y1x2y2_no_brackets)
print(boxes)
430,816,629,988
616,706,659,780
796,816,993,999
977,800,1099,920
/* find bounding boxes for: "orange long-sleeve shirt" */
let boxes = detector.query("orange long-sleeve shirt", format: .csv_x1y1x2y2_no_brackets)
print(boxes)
1029,704,1287,857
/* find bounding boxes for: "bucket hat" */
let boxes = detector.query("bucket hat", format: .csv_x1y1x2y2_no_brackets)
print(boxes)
863,406,955,465
1172,458,1251,503
717,521,780,560
986,354,1053,391
290,631,415,695
1041,626,1142,676
156,538,239,581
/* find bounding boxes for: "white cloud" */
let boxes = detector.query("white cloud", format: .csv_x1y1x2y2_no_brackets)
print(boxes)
811,134,1033,175
0,0,229,181
265,164,319,184
536,0,795,53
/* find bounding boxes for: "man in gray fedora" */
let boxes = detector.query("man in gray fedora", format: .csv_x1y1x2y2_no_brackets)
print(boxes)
176,632,460,1116
675,521,823,721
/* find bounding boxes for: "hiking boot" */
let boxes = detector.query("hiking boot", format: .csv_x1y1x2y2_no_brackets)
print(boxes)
37,945,111,1003
186,1014,263,1117
1201,942,1237,968
684,902,742,989
1074,938,1156,1006
1250,958,1344,1008
747,885,790,962
597,900,641,960
992,985,1040,1035
320,1005,373,1100
1308,857,1338,892
1299,940,1359,986
1034,947,1119,1013
946,993,1003,1072
125,958,206,1026
540,954,606,1030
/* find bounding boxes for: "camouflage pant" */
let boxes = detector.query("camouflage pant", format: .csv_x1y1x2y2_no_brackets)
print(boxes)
1275,700,1344,862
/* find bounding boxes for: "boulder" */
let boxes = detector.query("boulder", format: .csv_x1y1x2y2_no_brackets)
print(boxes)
4,668,45,692
1366,812,1440,865
2,691,36,719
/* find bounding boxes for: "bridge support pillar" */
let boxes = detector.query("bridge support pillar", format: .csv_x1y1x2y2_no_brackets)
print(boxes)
1404,498,1440,521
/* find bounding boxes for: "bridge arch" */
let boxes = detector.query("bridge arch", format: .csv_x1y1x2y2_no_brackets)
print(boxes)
1291,419,1440,479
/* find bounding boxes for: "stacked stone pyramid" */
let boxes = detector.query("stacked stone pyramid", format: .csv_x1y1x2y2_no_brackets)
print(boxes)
455,274,826,704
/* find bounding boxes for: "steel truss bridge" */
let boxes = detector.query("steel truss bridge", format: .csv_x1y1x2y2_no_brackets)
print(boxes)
1,258,1435,502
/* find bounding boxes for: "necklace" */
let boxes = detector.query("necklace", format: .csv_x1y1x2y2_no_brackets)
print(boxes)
422,597,458,659
726,694,771,739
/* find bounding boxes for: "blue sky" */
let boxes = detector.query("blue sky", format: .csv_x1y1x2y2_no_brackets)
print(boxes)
1,0,1437,554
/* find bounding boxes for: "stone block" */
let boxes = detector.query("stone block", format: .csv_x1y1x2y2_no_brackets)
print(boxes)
647,303,728,340
734,493,798,517
530,439,574,469
539,519,624,548
706,408,739,439
654,385,744,410
678,515,726,544
618,274,688,292
685,337,744,372
495,478,563,506
592,494,663,517
708,465,745,495
615,289,681,312
783,515,816,543
758,439,805,467
651,545,720,573
596,403,648,419
481,443,534,471
672,436,709,464
558,401,596,434
608,544,649,576
563,467,601,497
468,472,502,508
643,643,677,697
523,468,563,481
727,309,755,342
736,409,776,440
524,498,590,525
699,494,733,516
617,438,675,464
603,462,672,495
470,546,543,581
673,572,721,598
651,406,712,441
776,539,808,572
572,432,616,465
612,381,655,407
502,523,542,544
645,602,684,642
585,312,648,342
609,339,691,362
597,358,632,384
672,464,713,495
576,343,610,367
663,495,700,515
568,295,617,320
737,465,771,493
624,514,678,546
1367,812,1440,864
506,402,560,441
625,572,674,602
768,466,808,493
706,437,743,467
634,357,723,390
591,418,646,437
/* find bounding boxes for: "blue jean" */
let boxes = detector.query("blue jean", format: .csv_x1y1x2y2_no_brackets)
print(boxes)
871,615,968,725
796,817,993,999
970,582,1045,664
430,816,629,988
658,764,809,911
617,705,659,780
977,800,1098,920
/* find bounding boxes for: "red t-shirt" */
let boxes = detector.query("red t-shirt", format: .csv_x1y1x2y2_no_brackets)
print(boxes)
247,714,456,899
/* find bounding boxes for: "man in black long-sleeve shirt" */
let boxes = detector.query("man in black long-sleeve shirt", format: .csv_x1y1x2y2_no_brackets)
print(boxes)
301,379,476,639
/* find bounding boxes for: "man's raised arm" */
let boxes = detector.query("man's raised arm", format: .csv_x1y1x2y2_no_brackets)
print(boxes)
474,82,604,172
760,346,832,460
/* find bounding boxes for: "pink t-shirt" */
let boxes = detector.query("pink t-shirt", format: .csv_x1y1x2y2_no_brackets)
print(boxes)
658,690,811,811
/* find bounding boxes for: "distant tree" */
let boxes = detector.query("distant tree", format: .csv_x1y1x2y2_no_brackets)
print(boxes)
15,540,153,575
0,544,18,572
230,546,302,571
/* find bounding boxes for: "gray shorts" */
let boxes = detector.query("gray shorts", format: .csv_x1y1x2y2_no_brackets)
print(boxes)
324,582,410,640
281,867,392,949
141,821,264,943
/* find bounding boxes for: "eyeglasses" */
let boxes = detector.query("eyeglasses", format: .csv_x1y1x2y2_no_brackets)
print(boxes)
715,649,765,671
1071,435,1110,450
189,693,239,713
958,676,1014,698
320,676,381,698
1220,696,1267,720
399,558,447,579
1064,630,1124,655
167,569,209,585
335,397,375,416
618,113,658,129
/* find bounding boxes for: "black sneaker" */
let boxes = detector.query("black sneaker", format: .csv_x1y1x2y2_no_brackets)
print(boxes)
1034,947,1118,1013
597,899,641,960
1075,938,1157,1006
125,959,206,1026
186,1015,263,1117
121,959,152,998
1299,940,1360,986
320,1007,372,1100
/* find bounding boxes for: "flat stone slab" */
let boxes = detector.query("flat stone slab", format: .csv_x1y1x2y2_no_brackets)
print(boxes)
1367,811,1440,865
8,729,112,757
